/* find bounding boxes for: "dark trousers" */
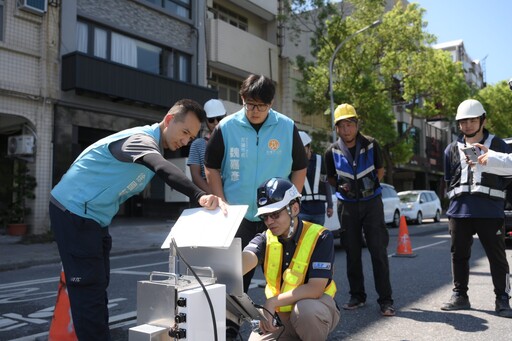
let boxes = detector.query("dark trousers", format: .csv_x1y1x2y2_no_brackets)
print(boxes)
340,196,393,305
236,218,266,292
50,202,112,341
448,217,510,296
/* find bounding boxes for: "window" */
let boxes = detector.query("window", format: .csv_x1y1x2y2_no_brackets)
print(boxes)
211,4,248,31
77,21,191,81
208,73,243,104
0,0,4,41
144,0,190,19
175,52,190,82
94,27,107,59
111,32,161,73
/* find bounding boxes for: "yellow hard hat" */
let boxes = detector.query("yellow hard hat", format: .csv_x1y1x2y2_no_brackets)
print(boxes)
334,103,358,124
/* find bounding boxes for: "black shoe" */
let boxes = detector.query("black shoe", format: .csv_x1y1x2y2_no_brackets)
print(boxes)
343,297,365,310
380,303,396,316
495,295,512,318
441,293,471,311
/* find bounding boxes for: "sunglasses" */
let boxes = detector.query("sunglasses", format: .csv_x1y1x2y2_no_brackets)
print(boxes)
207,115,226,123
259,207,286,222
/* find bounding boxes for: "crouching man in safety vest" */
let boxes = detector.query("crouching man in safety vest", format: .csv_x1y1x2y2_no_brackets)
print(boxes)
242,177,340,340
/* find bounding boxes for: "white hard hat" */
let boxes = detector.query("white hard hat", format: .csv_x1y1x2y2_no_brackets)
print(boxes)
204,99,226,118
298,131,312,146
255,178,301,217
455,99,486,121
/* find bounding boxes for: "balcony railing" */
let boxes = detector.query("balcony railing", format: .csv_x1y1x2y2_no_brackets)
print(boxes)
61,52,217,108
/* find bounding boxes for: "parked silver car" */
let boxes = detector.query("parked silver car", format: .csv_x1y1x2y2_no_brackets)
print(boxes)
398,190,442,225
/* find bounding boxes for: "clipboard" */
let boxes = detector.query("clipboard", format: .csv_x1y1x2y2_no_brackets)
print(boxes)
161,205,248,249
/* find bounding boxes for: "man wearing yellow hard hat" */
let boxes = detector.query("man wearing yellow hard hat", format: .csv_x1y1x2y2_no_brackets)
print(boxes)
325,103,395,317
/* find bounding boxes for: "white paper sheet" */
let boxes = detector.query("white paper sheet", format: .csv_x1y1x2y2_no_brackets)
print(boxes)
161,205,248,248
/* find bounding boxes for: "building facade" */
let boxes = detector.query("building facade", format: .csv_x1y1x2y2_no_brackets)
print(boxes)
0,0,59,234
1,0,217,234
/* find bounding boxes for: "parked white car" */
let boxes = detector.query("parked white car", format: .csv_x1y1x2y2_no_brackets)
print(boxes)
381,183,401,227
398,190,442,225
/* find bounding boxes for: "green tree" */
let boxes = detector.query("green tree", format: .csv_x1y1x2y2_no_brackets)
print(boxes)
282,0,470,183
476,81,512,138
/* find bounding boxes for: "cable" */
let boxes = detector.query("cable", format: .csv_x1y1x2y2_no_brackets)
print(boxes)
171,238,218,341
253,304,286,340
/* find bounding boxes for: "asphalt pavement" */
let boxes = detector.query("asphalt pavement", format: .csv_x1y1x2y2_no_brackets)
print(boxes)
0,217,175,272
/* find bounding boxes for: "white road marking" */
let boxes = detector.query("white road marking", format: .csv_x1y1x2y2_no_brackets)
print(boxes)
388,240,448,257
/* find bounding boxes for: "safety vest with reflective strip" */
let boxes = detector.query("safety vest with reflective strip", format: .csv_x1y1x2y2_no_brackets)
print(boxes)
264,221,337,312
302,154,327,201
332,135,382,202
447,133,507,200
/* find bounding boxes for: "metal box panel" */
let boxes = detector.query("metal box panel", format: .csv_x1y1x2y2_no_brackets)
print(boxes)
136,280,177,327
178,284,226,341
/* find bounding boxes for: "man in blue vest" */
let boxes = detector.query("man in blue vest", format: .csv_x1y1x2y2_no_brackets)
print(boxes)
325,103,395,317
298,131,333,225
442,99,512,317
243,177,340,340
205,74,308,294
49,99,228,340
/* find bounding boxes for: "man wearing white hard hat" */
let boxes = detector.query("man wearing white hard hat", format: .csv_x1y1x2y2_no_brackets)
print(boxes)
298,131,333,226
324,103,395,317
187,99,226,196
442,99,512,317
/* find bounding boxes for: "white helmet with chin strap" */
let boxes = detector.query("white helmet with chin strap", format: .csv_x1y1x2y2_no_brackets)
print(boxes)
456,99,486,138
455,99,486,121
255,177,301,238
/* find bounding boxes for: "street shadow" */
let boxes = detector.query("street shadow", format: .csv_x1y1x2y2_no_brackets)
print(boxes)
399,308,489,332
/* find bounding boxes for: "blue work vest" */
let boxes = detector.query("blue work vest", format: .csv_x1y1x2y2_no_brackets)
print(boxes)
220,108,294,221
51,123,160,227
332,135,382,202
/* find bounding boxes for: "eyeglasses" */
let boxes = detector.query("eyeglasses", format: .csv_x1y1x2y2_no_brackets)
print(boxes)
207,115,225,124
244,103,270,112
259,207,286,222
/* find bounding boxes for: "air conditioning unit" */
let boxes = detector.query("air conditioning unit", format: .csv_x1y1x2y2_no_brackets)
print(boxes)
7,135,35,156
18,0,47,15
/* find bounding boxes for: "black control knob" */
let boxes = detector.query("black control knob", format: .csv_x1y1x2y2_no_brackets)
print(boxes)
175,313,186,323
169,328,186,339
176,297,187,307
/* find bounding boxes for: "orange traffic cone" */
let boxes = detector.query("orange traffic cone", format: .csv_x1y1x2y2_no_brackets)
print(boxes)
393,216,417,258
49,269,78,341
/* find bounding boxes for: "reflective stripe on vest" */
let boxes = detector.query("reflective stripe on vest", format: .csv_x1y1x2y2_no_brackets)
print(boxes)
264,221,337,312
303,154,327,201
447,134,506,200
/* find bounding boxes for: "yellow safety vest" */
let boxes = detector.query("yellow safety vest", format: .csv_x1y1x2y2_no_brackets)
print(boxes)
264,221,337,312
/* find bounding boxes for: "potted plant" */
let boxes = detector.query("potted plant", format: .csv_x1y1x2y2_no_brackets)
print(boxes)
3,161,37,236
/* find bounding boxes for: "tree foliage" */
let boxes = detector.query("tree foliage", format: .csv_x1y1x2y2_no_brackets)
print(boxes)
281,0,470,183
475,81,512,138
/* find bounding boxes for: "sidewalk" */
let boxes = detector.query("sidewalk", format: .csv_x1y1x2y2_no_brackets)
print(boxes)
0,217,175,272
